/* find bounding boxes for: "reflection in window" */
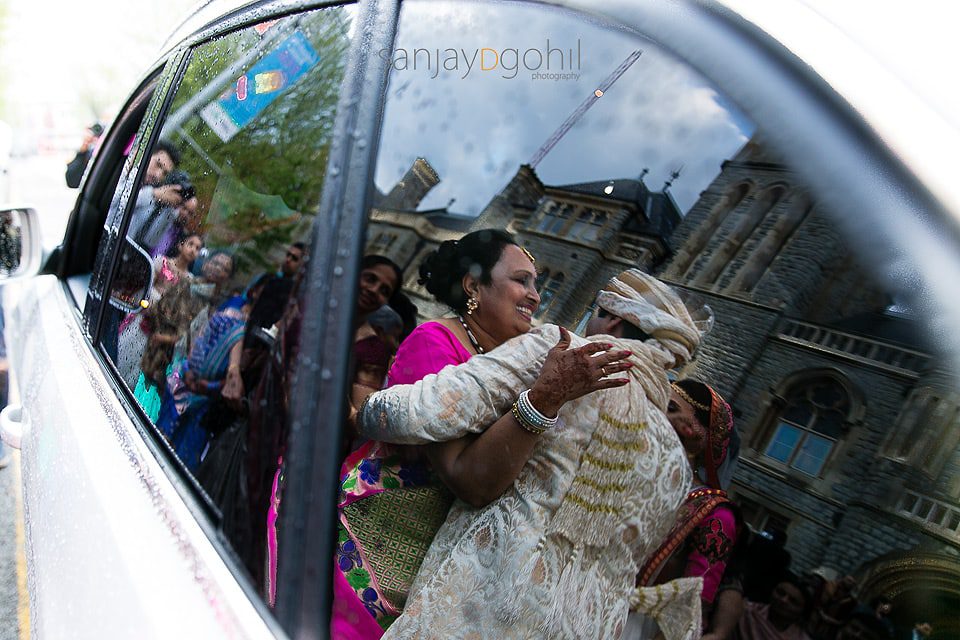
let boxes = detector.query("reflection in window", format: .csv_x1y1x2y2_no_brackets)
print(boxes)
536,202,574,235
664,181,750,279
366,1,752,328
725,194,812,294
763,377,851,476
693,183,788,287
568,209,608,242
0,210,23,275
535,271,565,319
98,5,355,611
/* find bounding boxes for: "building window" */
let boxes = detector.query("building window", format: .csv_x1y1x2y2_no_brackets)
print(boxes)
368,230,397,254
568,209,608,242
535,270,565,319
536,202,574,235
738,495,791,540
763,377,851,476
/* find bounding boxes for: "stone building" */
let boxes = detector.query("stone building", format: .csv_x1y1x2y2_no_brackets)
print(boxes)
367,158,681,323
366,140,960,634
657,136,960,636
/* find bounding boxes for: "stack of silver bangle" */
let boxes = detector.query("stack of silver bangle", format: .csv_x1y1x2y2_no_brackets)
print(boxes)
512,389,558,435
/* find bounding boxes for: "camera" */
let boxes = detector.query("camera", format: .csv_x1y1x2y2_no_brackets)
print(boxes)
163,169,196,201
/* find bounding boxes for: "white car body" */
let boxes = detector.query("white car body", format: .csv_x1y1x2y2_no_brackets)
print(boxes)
3,275,273,638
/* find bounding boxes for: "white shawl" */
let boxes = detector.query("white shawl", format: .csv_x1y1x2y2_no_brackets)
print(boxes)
359,271,713,640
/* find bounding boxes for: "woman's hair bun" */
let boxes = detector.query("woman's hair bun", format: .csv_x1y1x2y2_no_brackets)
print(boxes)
417,229,517,313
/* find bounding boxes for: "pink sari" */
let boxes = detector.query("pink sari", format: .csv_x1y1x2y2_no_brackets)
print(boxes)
330,322,471,639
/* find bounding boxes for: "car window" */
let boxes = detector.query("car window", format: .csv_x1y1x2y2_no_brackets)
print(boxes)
63,75,164,310
96,3,357,616
334,1,959,637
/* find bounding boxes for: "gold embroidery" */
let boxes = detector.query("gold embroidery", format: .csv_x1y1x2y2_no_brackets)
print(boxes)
582,452,633,471
574,476,627,493
593,433,649,452
671,383,710,412
566,494,621,514
599,413,647,432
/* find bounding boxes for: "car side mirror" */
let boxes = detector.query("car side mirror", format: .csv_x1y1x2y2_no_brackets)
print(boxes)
0,206,42,281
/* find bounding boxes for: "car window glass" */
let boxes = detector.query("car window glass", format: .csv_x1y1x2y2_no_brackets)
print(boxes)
336,1,959,637
69,77,162,310
96,4,356,613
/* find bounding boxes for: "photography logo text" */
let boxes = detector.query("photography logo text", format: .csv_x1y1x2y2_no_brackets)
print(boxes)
380,39,582,81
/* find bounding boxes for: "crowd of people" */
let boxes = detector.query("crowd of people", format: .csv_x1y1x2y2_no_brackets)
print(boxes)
105,141,918,639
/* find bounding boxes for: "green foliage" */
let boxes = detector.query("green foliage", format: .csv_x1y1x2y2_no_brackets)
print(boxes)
159,8,352,276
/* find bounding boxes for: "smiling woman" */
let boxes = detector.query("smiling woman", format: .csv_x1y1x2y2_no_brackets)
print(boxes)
351,1,960,638
334,228,632,636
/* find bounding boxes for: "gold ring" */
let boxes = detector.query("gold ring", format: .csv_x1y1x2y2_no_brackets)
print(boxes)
601,366,607,376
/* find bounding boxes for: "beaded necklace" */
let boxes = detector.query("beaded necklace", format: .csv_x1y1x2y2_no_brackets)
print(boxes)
457,315,485,354
686,487,726,500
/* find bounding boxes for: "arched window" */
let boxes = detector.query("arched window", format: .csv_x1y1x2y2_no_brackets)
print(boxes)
567,209,609,242
762,375,855,477
536,201,574,235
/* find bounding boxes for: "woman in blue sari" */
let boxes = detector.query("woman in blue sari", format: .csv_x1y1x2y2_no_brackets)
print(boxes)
157,267,259,471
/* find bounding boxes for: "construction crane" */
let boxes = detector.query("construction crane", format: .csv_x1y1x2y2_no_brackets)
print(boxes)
528,49,643,169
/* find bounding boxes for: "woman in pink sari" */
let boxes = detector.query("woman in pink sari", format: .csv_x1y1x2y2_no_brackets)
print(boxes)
332,229,632,638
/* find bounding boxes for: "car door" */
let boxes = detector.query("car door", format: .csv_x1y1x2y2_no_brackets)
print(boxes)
319,0,960,637
3,0,958,638
0,0,398,637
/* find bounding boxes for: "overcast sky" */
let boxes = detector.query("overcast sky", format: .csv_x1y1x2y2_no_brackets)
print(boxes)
373,1,752,216
2,0,951,217
0,0,197,148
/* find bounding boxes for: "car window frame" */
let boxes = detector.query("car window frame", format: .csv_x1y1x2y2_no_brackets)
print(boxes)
76,1,389,635
53,70,162,300
270,0,400,631
86,50,191,340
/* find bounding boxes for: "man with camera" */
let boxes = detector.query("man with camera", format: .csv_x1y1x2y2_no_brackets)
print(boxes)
127,140,193,256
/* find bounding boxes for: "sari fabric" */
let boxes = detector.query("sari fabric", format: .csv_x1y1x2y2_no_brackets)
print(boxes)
734,602,812,640
638,488,736,604
358,271,713,640
331,322,471,637
157,295,246,470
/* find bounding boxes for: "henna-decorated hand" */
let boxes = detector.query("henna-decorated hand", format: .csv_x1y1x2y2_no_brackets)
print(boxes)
527,326,632,417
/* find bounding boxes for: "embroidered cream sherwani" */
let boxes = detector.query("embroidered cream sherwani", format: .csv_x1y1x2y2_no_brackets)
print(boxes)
359,272,709,640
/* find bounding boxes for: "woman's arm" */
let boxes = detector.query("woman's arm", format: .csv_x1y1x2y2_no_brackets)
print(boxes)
221,340,245,407
702,587,744,640
357,325,552,443
424,328,633,507
424,417,541,507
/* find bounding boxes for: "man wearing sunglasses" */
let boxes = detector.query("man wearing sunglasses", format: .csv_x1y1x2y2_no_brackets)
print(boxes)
244,242,307,348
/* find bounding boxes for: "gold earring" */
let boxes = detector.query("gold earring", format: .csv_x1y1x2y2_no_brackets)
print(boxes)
466,296,479,315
